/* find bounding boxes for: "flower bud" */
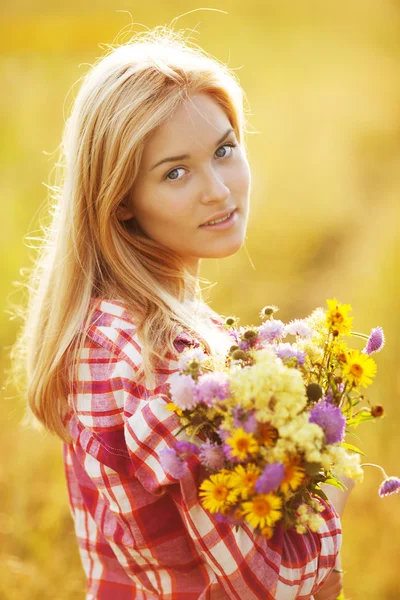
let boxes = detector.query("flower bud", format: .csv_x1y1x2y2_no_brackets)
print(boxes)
371,405,384,418
306,383,324,402
243,329,258,340
225,316,237,327
231,349,248,361
260,305,279,319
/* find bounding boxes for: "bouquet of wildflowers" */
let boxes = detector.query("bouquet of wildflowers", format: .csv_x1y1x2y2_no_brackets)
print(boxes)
160,299,399,539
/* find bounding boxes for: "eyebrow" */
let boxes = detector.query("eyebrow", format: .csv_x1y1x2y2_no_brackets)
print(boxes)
150,127,235,171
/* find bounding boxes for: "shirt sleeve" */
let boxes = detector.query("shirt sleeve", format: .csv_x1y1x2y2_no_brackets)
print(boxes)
69,330,342,600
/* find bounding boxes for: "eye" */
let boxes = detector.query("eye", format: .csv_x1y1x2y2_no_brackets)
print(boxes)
165,167,186,181
215,142,236,159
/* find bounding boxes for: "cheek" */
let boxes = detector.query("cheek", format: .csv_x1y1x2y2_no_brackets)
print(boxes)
229,155,251,195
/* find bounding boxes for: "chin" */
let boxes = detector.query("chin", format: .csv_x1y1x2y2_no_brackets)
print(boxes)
201,235,246,259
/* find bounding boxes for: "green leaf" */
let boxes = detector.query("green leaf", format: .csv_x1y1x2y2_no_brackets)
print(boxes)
323,477,348,491
344,430,362,442
346,409,374,428
341,442,366,456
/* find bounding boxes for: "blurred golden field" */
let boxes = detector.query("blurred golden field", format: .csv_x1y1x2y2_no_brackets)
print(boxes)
1,1,399,598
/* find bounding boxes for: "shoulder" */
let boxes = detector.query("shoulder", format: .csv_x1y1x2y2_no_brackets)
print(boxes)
83,296,199,368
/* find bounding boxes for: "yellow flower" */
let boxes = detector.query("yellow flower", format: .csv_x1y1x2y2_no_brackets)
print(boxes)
228,464,261,500
199,472,237,513
342,349,377,388
257,422,279,447
326,298,353,335
280,456,305,495
226,428,259,461
261,525,274,539
166,402,183,416
241,493,283,530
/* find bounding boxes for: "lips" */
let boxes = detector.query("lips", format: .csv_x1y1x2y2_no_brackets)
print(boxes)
200,207,237,227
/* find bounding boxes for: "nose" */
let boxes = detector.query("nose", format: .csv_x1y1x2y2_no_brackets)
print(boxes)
199,167,230,204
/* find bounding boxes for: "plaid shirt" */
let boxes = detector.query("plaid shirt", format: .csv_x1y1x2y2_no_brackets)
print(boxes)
63,297,342,600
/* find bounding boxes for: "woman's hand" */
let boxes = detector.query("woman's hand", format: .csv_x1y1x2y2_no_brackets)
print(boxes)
314,571,343,600
314,555,343,600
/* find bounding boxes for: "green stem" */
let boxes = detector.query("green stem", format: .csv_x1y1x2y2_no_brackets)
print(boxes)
350,331,369,340
360,462,389,479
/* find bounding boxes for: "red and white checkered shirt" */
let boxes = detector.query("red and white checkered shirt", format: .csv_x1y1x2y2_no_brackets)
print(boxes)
63,297,342,600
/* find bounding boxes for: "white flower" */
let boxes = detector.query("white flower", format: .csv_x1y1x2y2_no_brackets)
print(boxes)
284,319,313,339
178,348,207,371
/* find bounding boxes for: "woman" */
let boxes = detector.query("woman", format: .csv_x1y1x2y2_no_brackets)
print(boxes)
13,27,349,599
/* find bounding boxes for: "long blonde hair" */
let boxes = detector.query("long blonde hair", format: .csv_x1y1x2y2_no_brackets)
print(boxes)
8,26,249,443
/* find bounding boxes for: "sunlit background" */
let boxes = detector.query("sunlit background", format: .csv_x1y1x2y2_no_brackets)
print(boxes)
1,1,399,598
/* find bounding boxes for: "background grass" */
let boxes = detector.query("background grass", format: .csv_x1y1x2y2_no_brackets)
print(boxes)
1,1,400,598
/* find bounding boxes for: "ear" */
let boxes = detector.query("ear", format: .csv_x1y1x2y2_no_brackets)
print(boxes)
116,201,135,221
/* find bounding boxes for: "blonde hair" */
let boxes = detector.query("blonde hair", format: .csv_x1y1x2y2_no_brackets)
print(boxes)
8,26,249,443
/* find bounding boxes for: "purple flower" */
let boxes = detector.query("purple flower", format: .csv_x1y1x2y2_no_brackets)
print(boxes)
258,319,285,343
169,372,198,410
175,440,200,456
324,386,334,403
159,447,188,479
363,327,385,355
233,407,258,434
309,400,346,444
199,440,226,470
378,476,400,497
255,463,285,494
195,372,230,407
284,319,313,339
274,343,306,367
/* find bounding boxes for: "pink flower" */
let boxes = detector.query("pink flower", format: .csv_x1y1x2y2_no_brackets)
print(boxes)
169,372,198,410
195,372,230,406
159,447,189,479
199,440,226,470
258,319,285,343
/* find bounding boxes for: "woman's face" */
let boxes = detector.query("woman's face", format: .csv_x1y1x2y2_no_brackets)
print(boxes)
119,92,251,274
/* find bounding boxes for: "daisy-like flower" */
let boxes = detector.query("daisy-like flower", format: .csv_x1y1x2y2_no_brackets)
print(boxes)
362,327,386,355
326,298,353,335
224,428,259,462
159,447,189,479
378,477,400,497
169,372,199,410
255,462,285,494
309,400,346,444
284,319,313,339
342,349,377,388
280,456,306,495
195,372,231,407
228,463,261,499
257,422,279,447
258,319,285,343
199,440,226,471
241,493,283,530
199,472,237,513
